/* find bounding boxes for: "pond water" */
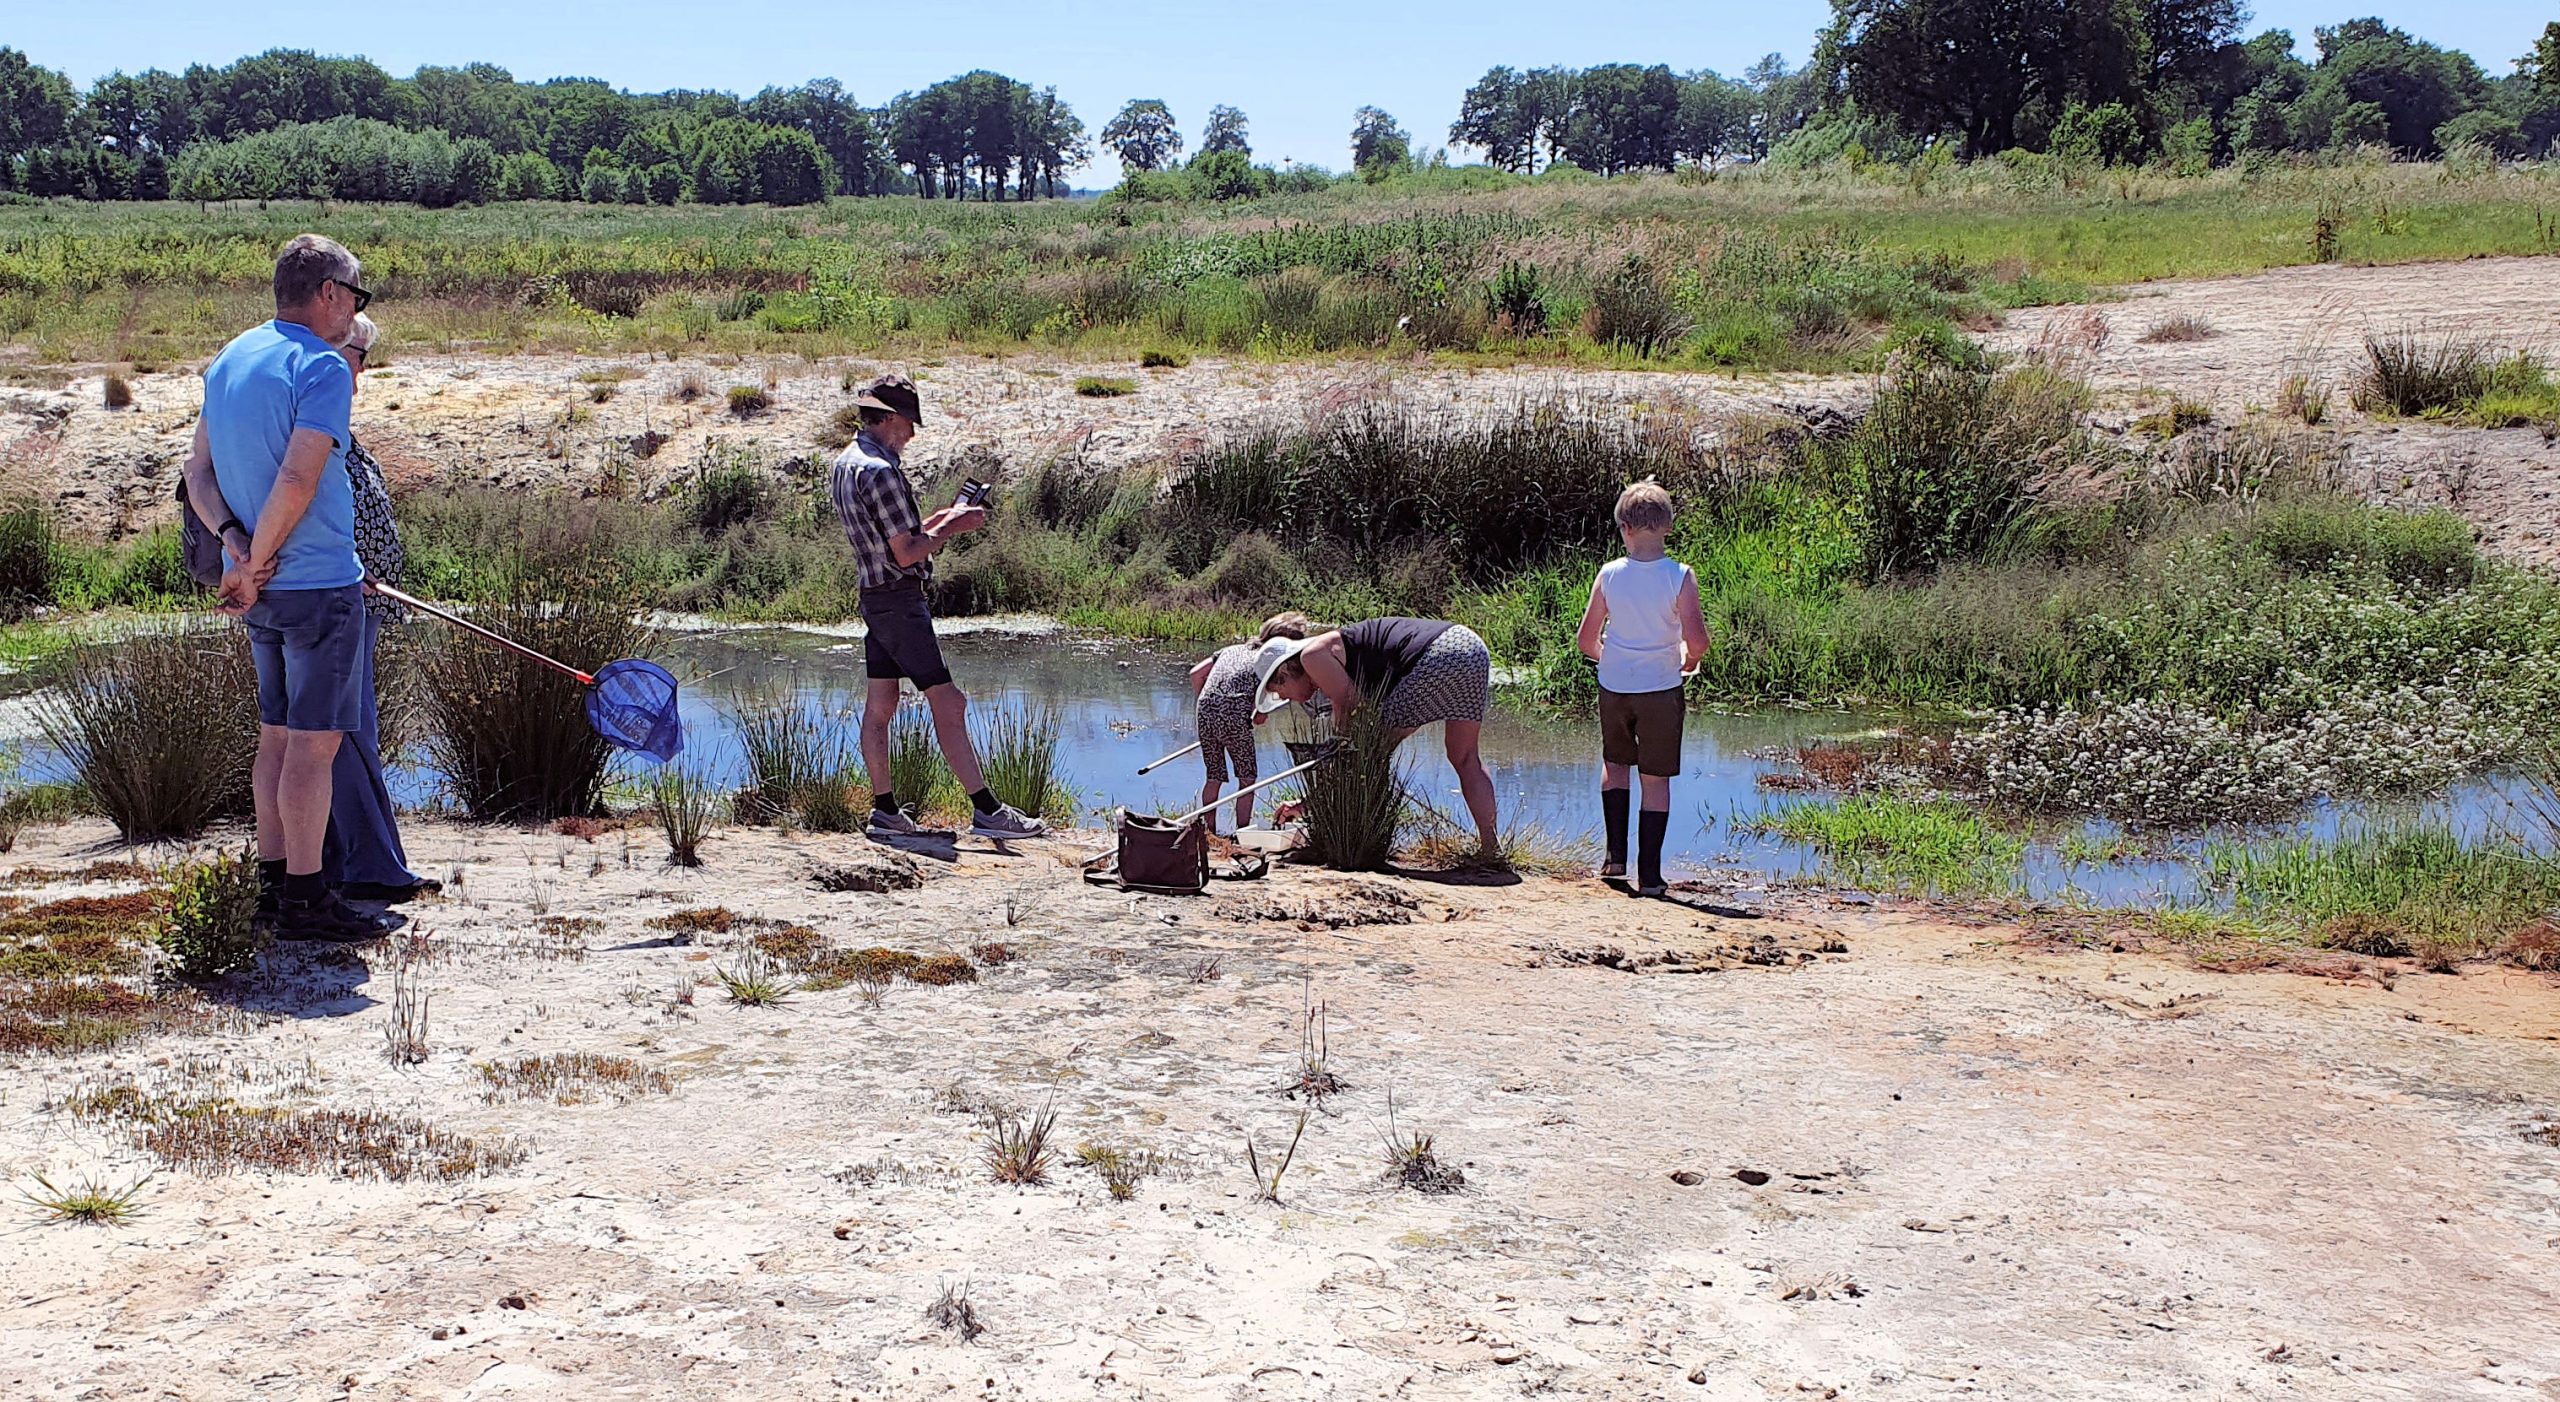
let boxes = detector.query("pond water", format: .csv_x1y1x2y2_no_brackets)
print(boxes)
3,618,2541,906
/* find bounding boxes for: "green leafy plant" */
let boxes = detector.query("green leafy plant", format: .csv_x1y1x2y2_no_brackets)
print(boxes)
154,843,264,982
20,1170,151,1225
650,764,717,867
716,947,796,1006
1074,375,1137,397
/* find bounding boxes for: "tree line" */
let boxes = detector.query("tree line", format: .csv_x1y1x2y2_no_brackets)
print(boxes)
0,47,1091,204
1447,10,2560,172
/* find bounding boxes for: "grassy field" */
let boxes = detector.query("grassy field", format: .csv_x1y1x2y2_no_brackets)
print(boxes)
3,157,2556,372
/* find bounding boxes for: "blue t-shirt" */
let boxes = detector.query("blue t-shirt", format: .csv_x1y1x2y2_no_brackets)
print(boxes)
203,320,361,591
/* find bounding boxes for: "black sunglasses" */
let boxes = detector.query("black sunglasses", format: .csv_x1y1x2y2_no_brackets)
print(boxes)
331,278,373,312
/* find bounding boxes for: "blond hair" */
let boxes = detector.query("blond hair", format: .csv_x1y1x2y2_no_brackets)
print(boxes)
1614,479,1674,533
1257,611,1312,644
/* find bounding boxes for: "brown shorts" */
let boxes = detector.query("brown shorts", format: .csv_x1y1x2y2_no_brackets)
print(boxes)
1598,685,1685,778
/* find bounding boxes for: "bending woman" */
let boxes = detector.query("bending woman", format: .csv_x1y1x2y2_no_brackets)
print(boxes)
1257,616,1499,861
1186,613,1308,832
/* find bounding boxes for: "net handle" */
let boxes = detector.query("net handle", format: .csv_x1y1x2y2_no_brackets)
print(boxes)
371,583,595,686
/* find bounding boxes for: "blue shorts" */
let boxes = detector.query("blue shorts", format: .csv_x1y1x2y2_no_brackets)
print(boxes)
243,584,368,732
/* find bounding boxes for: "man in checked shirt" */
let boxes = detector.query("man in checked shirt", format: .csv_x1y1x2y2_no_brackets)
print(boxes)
829,373,1048,840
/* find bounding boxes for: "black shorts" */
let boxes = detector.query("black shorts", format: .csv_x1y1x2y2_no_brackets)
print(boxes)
858,580,953,691
1598,685,1685,778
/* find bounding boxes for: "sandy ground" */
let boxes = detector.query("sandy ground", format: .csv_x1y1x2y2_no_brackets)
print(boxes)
2,816,2556,1401
7,255,2558,574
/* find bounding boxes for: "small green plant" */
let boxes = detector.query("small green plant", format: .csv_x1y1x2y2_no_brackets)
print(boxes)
154,843,264,982
1073,1143,1155,1201
1074,375,1137,397
1138,348,1189,369
2132,397,2212,440
726,384,772,416
20,1170,150,1225
2278,373,2330,425
650,765,718,867
1244,1105,1311,1204
986,1093,1058,1185
1377,1090,1464,1194
715,948,796,1006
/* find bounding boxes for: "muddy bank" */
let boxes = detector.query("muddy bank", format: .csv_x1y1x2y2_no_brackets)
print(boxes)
2,816,2555,1399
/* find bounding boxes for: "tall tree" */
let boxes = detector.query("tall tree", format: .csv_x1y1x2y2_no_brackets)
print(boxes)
0,48,79,159
1200,104,1250,156
1675,72,1754,166
1451,66,1537,171
1821,0,2150,156
1102,98,1180,171
1350,105,1411,174
2310,17,2487,154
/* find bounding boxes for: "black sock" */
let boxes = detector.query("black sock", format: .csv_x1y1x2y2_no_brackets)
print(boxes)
283,871,326,905
873,791,900,815
259,858,286,893
1638,809,1669,890
968,787,1001,816
1600,789,1630,866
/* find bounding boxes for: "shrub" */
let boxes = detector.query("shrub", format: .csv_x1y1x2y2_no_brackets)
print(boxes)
1139,348,1190,369
726,385,772,416
155,843,263,982
1486,260,1548,336
2353,331,2497,416
415,587,648,820
1583,255,1691,357
102,374,133,409
35,629,258,840
684,457,771,533
1822,348,2076,578
1075,376,1137,397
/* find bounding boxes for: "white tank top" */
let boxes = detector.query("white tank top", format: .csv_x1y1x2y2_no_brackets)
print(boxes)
1595,555,1692,695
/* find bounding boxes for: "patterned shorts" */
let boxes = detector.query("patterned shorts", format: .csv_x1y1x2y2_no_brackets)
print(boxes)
1197,699,1260,786
1380,626,1492,732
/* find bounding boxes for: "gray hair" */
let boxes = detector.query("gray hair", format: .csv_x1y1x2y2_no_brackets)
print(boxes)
338,312,378,353
273,234,358,310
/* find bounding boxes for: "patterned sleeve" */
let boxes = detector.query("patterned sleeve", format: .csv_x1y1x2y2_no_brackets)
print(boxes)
860,463,922,542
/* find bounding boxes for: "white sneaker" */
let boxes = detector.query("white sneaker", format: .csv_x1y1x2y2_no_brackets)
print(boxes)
866,807,925,838
969,803,1048,839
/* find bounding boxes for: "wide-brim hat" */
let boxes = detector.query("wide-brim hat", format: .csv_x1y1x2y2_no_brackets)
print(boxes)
1251,636,1308,714
854,373,922,425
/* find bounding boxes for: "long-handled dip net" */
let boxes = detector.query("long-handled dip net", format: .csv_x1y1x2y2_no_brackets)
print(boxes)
372,583,685,763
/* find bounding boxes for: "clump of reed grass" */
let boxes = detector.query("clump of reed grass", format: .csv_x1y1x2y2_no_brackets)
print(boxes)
985,1094,1057,1186
650,764,717,867
2138,314,2214,343
1583,254,1690,357
729,687,853,824
154,843,264,982
1377,1090,1464,1194
416,583,648,821
2353,330,2497,416
726,385,772,416
1075,376,1137,397
0,500,54,618
1138,348,1189,369
2203,822,2560,961
1299,716,1406,873
715,947,796,1006
20,1169,150,1225
889,703,962,820
974,702,1069,820
35,629,258,840
1243,1106,1310,1204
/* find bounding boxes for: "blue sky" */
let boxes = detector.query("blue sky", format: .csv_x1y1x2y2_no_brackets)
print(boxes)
13,0,2554,181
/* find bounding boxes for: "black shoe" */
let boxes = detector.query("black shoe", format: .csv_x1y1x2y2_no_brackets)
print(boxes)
278,893,393,943
341,879,442,905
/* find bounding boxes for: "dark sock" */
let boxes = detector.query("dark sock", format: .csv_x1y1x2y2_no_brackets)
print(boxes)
1600,789,1630,867
259,858,286,893
283,871,326,905
873,791,900,815
1638,810,1669,890
968,787,1001,816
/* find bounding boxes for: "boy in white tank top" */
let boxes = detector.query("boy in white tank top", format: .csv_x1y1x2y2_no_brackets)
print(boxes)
1574,480,1711,894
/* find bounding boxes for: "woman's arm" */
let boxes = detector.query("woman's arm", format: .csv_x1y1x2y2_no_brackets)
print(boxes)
1576,575,1609,662
1677,568,1712,675
1188,655,1216,697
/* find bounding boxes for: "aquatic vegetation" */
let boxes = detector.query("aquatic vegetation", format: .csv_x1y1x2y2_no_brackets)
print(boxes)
1747,794,2026,898
2202,824,2560,961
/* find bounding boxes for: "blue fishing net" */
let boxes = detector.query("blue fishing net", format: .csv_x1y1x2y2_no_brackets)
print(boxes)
585,659,684,763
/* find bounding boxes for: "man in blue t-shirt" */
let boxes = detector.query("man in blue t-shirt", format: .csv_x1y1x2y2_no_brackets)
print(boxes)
181,233,386,942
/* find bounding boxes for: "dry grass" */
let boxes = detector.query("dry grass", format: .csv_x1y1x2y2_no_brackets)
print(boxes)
1378,1092,1466,1196
0,980,222,1056
382,960,431,1066
2138,313,2215,343
647,906,736,937
909,954,978,987
477,1052,674,1105
1244,1105,1312,1205
926,1279,985,1342
138,1105,523,1181
2501,920,2560,972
